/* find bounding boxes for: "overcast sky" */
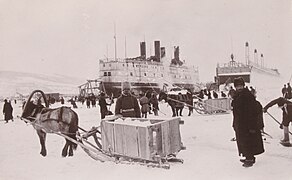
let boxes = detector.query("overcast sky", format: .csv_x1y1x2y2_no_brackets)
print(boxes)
0,0,291,82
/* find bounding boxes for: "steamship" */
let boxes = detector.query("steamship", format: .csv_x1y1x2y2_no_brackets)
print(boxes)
215,42,280,87
98,40,199,97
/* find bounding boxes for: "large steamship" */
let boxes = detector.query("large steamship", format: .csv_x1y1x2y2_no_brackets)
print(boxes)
215,42,280,87
98,40,199,97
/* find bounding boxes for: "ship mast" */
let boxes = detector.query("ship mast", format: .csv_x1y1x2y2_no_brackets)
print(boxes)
245,42,249,65
114,22,117,61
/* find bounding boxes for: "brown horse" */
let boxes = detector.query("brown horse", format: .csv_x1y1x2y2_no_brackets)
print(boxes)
21,90,79,157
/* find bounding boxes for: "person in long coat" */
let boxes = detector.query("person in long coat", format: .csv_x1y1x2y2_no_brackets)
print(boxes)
115,82,141,118
139,94,149,118
149,93,159,116
99,92,111,119
3,99,13,123
232,77,264,167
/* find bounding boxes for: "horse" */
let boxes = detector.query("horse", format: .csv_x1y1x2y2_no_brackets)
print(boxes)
21,90,79,157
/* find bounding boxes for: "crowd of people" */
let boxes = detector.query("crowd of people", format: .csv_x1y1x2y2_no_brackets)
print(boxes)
2,79,292,169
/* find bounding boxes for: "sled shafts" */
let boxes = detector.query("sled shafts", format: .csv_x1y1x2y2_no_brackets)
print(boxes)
266,111,292,135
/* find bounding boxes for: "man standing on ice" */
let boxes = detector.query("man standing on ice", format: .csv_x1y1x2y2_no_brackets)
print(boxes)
232,77,264,167
263,97,292,146
115,81,141,118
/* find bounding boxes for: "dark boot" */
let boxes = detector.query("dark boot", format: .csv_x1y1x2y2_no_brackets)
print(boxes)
242,160,254,167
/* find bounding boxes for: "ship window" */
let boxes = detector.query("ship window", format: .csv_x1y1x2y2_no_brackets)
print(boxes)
103,64,105,67
130,72,133,76
109,64,111,67
153,73,155,77
127,64,128,67
123,64,125,67
104,72,107,76
144,73,147,76
108,72,111,76
161,74,163,77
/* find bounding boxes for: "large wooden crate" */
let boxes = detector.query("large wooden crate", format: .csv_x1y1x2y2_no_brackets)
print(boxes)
203,98,232,113
101,117,183,161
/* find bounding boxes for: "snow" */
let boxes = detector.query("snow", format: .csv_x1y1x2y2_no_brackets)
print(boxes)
1,81,292,180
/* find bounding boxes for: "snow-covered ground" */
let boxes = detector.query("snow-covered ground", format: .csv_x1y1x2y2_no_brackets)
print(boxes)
1,86,292,180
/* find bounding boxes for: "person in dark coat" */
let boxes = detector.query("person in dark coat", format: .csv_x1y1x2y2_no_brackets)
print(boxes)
3,99,13,123
282,84,287,98
232,77,264,167
186,91,194,116
263,97,292,145
212,91,218,99
139,93,149,118
60,97,65,105
228,86,236,99
86,96,90,108
207,90,212,99
286,83,292,99
115,81,141,118
149,93,159,116
99,92,111,119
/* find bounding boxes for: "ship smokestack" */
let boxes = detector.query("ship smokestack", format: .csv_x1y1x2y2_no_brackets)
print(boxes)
174,46,180,61
260,53,264,67
245,42,249,65
254,49,258,65
154,41,161,62
160,47,166,59
140,42,146,59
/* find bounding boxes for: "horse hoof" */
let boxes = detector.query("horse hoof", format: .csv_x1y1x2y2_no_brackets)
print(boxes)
62,153,67,157
40,151,47,156
68,153,73,157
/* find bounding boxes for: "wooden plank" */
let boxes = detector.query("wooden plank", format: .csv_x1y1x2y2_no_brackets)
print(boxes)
101,121,107,152
137,126,149,160
161,121,171,156
123,125,139,158
155,124,163,156
169,118,181,153
101,121,115,153
114,124,125,155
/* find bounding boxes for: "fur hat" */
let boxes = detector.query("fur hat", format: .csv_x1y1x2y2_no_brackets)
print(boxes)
233,77,245,87
121,81,131,90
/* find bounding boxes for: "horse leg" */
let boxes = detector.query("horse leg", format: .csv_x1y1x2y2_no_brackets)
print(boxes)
171,106,176,117
68,143,74,157
62,139,70,157
37,130,47,156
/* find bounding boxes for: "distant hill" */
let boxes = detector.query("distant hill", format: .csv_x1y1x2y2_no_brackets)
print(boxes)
0,71,85,98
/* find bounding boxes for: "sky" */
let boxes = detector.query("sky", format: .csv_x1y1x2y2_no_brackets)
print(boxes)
0,0,292,82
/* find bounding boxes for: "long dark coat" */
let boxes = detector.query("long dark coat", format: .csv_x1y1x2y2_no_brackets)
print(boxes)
3,102,13,120
99,96,110,119
232,88,264,157
115,94,141,118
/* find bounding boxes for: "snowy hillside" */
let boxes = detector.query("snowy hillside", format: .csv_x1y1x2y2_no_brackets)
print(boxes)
0,71,84,98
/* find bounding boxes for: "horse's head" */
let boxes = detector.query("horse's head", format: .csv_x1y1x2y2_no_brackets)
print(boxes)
21,101,45,121
158,92,167,102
